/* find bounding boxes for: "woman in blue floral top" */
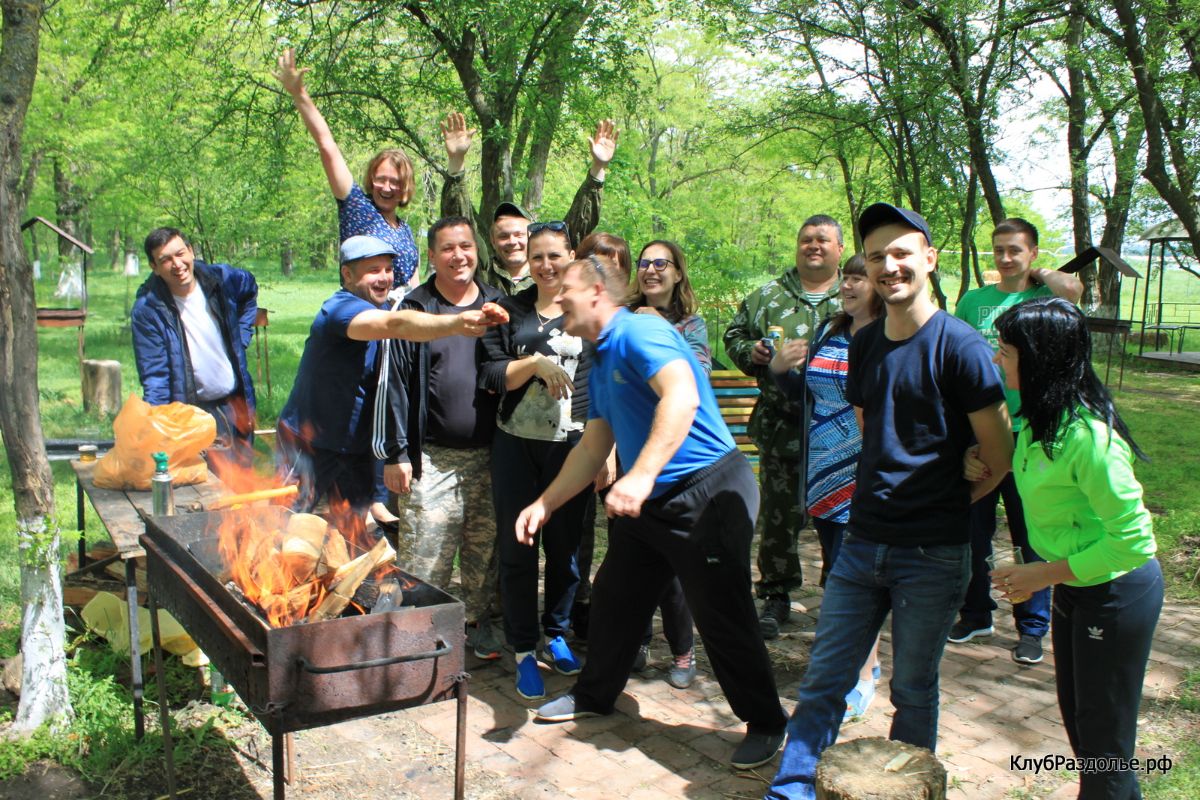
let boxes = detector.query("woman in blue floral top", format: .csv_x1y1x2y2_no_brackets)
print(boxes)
275,49,420,290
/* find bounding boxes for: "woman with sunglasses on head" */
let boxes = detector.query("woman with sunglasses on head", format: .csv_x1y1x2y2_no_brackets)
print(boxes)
479,222,595,701
968,297,1160,800
275,48,422,531
769,254,884,720
569,233,632,642
620,240,708,689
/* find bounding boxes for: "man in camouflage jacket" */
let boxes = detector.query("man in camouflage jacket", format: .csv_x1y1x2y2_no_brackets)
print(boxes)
439,113,618,295
723,215,844,638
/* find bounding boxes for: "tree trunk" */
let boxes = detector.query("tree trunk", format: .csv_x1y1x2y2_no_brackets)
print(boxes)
52,156,85,257
280,241,293,277
479,131,513,225
0,0,73,732
109,227,121,271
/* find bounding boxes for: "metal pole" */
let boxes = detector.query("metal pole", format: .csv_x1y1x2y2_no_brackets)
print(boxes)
272,732,286,800
454,674,469,800
149,594,177,798
127,558,145,740
75,476,86,568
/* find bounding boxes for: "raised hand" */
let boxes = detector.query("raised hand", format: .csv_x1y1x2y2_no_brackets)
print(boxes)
440,112,476,171
588,119,619,168
273,48,309,97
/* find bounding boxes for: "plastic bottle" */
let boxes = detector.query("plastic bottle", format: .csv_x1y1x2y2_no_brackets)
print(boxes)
151,452,175,516
209,666,234,707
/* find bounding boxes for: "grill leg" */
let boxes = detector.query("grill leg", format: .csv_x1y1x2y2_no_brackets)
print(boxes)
127,558,145,740
285,732,296,786
149,594,176,798
75,477,86,568
272,732,286,800
454,674,469,800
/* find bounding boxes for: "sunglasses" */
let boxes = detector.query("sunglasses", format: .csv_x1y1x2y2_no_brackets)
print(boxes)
636,257,675,272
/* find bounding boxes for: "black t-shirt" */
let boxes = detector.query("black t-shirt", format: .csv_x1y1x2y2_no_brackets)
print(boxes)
426,289,495,448
845,311,1005,545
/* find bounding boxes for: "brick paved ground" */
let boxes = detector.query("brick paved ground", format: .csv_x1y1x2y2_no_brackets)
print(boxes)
275,535,1198,799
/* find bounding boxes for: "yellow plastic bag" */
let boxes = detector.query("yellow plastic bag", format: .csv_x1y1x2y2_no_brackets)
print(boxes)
81,592,202,663
93,394,216,490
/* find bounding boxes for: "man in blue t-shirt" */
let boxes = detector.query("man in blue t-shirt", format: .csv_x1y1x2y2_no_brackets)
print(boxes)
518,255,788,772
768,204,1013,800
276,235,494,515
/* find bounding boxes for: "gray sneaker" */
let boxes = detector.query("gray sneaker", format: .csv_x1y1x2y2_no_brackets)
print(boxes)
666,649,696,690
466,621,502,660
730,730,785,769
534,693,606,723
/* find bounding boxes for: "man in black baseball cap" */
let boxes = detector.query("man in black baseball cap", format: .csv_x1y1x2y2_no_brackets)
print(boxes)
768,205,1014,799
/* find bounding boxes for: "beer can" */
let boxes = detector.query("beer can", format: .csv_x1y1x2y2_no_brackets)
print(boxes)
766,326,785,344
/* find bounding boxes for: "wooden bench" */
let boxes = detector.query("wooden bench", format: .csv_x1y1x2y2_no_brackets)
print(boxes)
710,369,760,474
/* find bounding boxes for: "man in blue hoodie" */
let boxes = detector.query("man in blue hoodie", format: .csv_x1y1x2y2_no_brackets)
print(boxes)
131,227,259,472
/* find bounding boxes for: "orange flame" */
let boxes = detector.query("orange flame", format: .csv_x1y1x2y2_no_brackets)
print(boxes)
209,458,400,627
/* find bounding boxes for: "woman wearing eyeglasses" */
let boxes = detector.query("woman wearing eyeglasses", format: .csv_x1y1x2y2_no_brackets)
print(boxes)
275,48,421,531
622,239,708,689
274,48,420,291
479,222,595,701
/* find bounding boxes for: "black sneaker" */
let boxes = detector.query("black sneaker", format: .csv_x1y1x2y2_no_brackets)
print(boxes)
1012,634,1044,665
946,621,994,643
759,595,790,640
632,644,650,673
730,730,785,769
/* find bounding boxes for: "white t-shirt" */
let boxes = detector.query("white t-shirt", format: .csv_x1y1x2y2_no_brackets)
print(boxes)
173,286,237,401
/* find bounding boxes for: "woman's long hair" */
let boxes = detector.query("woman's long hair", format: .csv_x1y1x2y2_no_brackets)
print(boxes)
631,239,698,323
993,297,1145,460
824,254,883,338
576,232,632,283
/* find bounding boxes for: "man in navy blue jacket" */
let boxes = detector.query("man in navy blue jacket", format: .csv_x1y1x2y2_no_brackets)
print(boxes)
131,227,259,472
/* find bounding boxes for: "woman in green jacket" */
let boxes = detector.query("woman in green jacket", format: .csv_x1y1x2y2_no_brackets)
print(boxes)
971,297,1161,800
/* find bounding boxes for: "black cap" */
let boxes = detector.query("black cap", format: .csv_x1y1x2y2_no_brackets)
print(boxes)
858,202,932,246
493,201,532,222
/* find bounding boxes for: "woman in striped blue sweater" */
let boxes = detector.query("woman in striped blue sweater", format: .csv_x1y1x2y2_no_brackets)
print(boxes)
770,254,882,718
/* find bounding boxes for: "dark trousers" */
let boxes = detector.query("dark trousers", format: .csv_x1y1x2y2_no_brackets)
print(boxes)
1053,559,1163,800
275,422,375,514
640,577,695,656
813,517,845,588
575,495,598,606
960,471,1051,637
492,428,592,652
198,394,255,478
574,451,786,734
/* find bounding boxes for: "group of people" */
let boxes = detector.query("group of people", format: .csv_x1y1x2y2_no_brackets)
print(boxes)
127,48,1162,800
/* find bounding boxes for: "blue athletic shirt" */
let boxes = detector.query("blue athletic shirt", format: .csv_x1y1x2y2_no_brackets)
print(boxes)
589,309,735,497
278,289,381,454
844,311,1005,545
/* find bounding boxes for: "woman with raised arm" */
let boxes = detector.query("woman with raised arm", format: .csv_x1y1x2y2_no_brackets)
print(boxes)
975,297,1161,800
274,48,420,291
478,224,595,701
275,47,422,531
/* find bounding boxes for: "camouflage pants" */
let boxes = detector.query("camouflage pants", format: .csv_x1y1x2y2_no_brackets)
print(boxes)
394,445,498,624
754,451,807,598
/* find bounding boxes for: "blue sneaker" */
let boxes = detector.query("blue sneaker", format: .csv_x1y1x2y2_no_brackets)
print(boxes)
515,654,545,700
872,662,881,682
844,677,876,721
542,636,582,676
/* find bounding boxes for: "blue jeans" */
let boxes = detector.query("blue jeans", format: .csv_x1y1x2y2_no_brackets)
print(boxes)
766,533,969,800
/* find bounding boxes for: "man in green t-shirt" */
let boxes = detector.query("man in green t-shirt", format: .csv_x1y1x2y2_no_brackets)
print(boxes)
948,218,1083,666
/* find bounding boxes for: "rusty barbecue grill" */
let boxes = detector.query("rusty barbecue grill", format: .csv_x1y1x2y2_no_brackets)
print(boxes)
140,507,468,800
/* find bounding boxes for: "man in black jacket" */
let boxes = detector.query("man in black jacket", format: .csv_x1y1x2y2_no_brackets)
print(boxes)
392,216,506,660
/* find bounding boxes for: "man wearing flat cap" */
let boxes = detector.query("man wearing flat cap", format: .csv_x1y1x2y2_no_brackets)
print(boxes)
767,204,1013,800
276,234,495,515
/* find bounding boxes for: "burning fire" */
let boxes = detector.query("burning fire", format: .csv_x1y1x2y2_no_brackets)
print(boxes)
209,459,401,627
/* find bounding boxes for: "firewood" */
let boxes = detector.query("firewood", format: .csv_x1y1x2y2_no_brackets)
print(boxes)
308,537,395,622
208,485,299,510
316,529,350,576
280,513,328,582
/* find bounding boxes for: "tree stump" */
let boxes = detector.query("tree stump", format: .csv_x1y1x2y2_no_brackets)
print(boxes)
816,737,946,800
82,359,122,416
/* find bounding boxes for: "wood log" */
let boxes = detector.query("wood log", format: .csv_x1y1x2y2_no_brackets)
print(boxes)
280,513,328,582
308,537,395,622
82,359,122,416
103,557,148,594
815,737,945,800
317,529,350,576
208,485,298,510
